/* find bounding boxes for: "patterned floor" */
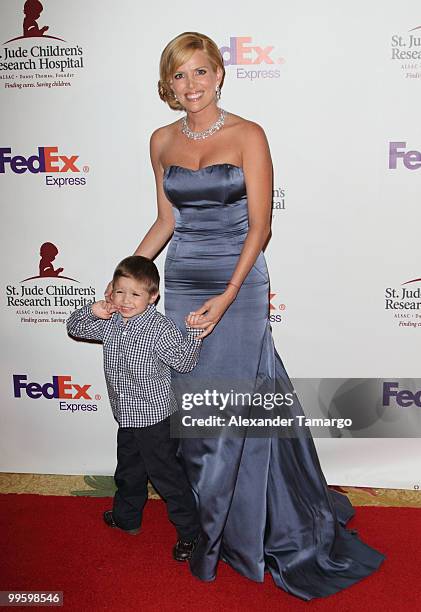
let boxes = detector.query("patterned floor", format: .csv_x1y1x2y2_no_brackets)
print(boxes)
1,473,421,507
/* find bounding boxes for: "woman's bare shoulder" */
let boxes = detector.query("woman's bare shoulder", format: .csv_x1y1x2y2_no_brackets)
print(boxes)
226,112,267,139
150,119,180,145
226,113,268,156
150,119,181,166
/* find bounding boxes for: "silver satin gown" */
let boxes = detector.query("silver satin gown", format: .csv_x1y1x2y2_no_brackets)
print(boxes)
163,163,384,600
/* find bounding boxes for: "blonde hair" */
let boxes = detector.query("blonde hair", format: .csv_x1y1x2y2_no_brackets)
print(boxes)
158,32,225,111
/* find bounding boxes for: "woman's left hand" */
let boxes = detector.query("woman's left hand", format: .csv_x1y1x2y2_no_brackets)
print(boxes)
186,286,238,339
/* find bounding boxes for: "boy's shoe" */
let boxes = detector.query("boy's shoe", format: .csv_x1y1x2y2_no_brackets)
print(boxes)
173,534,200,562
103,510,140,535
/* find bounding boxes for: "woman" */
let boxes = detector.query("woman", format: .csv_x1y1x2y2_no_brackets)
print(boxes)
131,32,384,600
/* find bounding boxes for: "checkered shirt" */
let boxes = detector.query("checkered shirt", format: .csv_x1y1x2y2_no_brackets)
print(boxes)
67,303,203,427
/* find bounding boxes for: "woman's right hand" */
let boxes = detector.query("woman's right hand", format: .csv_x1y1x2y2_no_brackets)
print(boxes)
104,280,113,303
186,286,238,339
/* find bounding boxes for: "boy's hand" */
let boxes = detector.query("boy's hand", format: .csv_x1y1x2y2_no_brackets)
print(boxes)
186,312,205,327
104,280,113,303
185,312,206,339
92,300,118,319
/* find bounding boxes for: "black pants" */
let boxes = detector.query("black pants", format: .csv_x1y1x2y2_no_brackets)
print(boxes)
112,415,200,540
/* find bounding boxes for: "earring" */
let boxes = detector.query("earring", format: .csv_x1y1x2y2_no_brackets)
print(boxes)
215,85,221,101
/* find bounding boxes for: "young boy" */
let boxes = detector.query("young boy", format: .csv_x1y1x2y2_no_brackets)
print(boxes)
67,256,203,561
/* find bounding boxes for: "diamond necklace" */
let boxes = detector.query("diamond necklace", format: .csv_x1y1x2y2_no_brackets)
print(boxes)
181,108,226,140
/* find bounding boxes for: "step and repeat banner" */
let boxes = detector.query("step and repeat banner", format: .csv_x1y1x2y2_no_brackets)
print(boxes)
1,0,420,487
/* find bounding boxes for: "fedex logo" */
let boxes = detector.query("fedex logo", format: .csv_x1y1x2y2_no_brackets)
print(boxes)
383,382,421,407
13,374,91,400
0,147,80,174
389,142,421,170
219,37,277,66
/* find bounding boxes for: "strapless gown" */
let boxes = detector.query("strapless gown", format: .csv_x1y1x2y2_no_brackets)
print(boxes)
163,163,384,600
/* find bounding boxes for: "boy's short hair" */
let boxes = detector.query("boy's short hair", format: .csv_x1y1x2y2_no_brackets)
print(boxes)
113,256,160,295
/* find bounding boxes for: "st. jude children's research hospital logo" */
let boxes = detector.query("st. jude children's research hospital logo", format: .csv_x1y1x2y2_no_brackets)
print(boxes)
272,184,286,217
390,25,421,79
0,0,85,90
0,146,89,187
385,276,421,330
5,242,96,325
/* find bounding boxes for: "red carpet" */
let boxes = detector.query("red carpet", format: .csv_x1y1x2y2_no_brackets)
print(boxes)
1,495,420,611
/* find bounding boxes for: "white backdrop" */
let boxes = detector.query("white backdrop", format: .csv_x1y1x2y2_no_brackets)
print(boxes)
1,0,421,488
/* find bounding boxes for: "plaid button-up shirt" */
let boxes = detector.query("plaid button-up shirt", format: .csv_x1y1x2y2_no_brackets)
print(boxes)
67,303,202,427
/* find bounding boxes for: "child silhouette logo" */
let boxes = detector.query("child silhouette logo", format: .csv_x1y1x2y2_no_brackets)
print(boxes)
23,0,49,38
4,0,65,44
21,242,78,282
39,242,63,277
